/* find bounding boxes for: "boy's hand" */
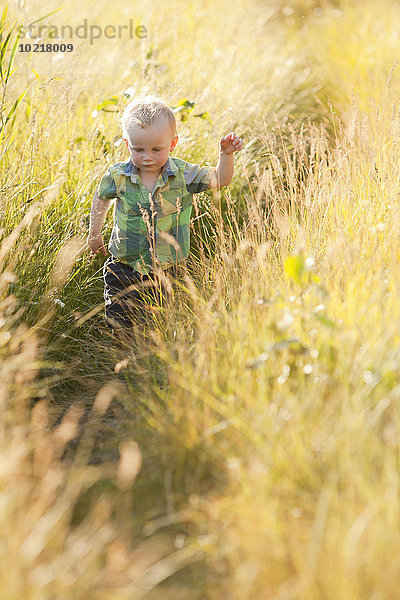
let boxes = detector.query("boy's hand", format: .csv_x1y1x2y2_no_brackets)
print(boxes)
219,132,243,155
87,234,108,258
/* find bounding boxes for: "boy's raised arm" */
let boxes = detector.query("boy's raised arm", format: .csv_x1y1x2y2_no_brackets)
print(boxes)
209,132,243,189
87,191,113,257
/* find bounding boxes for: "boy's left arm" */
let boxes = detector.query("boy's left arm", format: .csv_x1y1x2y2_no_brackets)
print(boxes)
209,132,243,189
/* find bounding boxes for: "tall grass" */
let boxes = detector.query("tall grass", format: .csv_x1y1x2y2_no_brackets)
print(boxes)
142,106,400,596
2,0,400,597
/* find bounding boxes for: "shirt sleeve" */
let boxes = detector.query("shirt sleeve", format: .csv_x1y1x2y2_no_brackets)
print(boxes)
97,168,117,201
183,161,214,194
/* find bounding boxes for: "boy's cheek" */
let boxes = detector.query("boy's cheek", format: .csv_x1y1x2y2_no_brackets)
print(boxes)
130,152,139,164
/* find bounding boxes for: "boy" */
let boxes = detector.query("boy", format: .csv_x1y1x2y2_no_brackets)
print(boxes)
87,95,242,344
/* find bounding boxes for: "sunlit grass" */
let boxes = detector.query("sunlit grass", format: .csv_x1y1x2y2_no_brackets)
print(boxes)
2,0,400,597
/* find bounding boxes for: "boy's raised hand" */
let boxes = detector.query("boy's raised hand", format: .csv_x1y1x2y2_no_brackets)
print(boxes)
219,132,243,155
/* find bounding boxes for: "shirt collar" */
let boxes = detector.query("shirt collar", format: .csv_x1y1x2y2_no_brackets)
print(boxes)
118,157,178,184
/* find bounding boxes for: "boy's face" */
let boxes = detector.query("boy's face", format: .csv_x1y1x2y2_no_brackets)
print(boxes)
125,119,178,174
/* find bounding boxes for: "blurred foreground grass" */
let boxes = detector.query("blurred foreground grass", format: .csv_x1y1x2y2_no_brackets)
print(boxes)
2,0,400,597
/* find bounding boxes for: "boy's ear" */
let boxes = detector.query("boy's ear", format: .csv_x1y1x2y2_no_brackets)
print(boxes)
170,136,178,152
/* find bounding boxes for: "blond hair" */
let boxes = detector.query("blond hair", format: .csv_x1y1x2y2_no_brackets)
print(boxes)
121,95,177,141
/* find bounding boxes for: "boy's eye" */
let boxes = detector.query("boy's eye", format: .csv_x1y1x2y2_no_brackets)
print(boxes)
132,148,161,152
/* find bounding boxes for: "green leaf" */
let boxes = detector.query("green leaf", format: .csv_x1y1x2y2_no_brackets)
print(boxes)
96,96,119,111
1,88,28,132
314,313,336,329
0,6,9,43
1,6,8,29
0,77,36,146
176,98,195,108
7,64,22,78
194,111,210,119
284,254,305,285
269,337,303,352
0,23,15,79
5,22,22,83
172,98,195,115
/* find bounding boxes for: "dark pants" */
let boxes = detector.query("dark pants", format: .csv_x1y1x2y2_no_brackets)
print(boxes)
103,256,177,330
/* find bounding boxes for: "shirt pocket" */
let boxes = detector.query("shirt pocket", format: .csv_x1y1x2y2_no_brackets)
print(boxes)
158,189,192,216
118,191,150,217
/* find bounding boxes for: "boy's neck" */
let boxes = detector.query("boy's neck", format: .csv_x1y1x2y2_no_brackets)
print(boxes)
138,168,162,181
138,168,163,194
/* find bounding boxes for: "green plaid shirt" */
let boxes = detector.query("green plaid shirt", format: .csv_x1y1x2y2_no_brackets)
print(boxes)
97,156,213,274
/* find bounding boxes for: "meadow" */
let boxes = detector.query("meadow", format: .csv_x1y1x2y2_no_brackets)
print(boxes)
1,0,400,597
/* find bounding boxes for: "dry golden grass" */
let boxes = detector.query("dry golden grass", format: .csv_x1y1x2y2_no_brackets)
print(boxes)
2,0,400,598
